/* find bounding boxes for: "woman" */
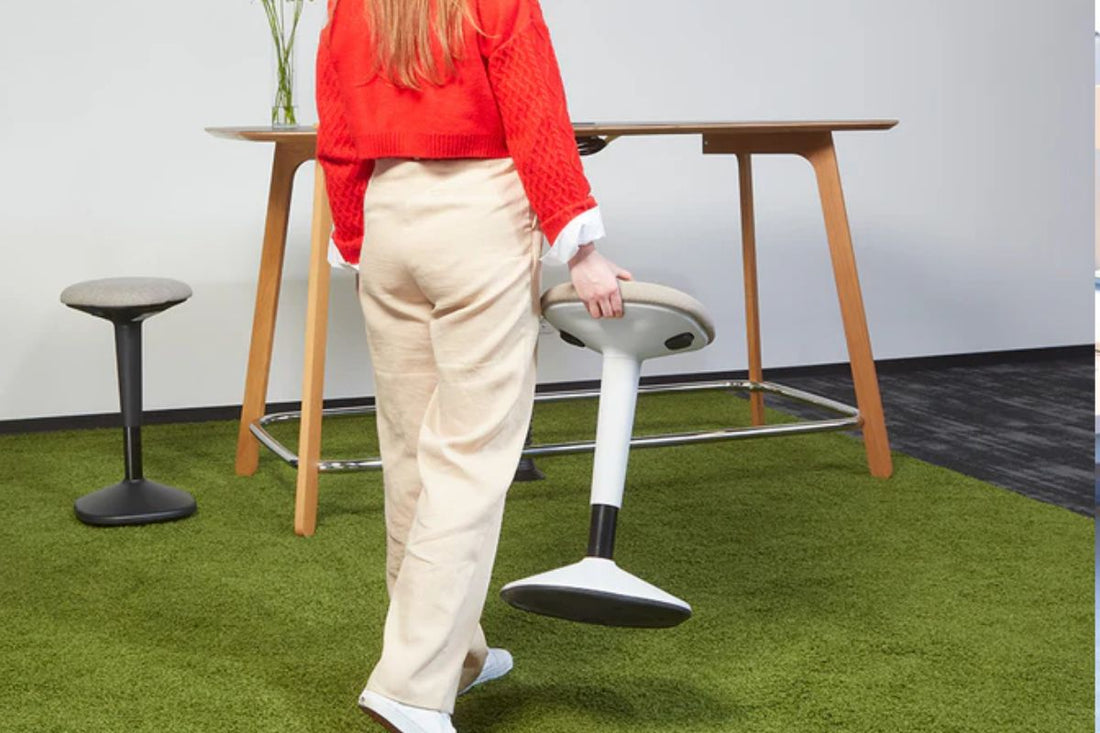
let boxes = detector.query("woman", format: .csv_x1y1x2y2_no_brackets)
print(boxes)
315,0,632,730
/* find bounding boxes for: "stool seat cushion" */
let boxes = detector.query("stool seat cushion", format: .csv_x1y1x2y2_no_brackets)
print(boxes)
541,280,716,343
60,277,192,311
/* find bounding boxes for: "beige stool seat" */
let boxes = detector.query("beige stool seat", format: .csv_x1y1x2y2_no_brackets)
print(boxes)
60,277,192,322
540,280,716,360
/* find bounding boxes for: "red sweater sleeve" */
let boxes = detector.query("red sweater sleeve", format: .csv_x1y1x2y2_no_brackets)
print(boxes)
483,0,597,246
316,23,374,267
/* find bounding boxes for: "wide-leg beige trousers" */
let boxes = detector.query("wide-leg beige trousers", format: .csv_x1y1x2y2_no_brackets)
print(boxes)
357,156,542,714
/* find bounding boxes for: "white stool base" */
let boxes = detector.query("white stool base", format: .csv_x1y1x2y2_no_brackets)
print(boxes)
500,557,691,628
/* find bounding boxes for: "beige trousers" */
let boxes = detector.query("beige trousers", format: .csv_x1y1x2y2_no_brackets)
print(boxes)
357,156,542,714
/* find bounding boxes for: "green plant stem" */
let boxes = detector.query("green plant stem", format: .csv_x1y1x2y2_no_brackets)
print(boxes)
261,0,309,126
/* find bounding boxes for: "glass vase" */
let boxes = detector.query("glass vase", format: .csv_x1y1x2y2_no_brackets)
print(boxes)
272,38,298,128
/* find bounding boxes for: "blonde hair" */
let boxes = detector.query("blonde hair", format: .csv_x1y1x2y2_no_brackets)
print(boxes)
362,0,487,90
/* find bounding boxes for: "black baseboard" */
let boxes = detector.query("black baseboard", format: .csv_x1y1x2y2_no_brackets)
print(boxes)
1,344,1090,436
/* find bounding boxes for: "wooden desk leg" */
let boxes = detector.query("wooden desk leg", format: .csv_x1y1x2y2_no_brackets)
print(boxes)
294,163,334,536
737,153,766,426
805,135,893,478
235,143,309,476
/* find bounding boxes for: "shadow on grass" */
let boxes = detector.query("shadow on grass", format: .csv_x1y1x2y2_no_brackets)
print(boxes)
455,676,745,732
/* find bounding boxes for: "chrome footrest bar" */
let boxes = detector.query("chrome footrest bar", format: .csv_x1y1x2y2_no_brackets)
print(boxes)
249,379,863,473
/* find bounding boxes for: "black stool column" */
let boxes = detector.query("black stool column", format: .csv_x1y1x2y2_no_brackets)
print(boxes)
116,320,144,483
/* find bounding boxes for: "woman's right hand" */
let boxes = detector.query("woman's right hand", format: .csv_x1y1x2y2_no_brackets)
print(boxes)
568,243,633,318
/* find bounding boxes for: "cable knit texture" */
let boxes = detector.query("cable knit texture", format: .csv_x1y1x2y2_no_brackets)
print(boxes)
316,30,374,261
315,0,597,266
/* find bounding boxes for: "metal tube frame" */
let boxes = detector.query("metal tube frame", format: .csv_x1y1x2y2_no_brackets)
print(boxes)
249,378,862,473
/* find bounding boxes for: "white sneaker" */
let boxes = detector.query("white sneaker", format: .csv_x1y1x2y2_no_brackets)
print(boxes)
458,648,514,696
358,689,456,733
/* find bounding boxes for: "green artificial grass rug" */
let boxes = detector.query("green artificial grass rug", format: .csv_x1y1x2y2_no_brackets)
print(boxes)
0,389,1091,732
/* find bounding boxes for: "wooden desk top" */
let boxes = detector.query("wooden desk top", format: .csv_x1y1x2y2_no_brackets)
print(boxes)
205,119,898,143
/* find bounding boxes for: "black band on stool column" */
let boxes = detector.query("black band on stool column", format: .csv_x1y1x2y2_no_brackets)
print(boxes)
586,504,618,559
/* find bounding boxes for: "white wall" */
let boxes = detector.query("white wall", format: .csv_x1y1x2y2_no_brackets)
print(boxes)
0,0,1092,421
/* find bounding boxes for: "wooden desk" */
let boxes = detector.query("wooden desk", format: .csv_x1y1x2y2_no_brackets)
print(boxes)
207,120,897,536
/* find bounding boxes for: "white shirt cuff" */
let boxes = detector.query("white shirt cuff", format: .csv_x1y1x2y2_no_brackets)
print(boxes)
328,238,360,272
540,206,606,266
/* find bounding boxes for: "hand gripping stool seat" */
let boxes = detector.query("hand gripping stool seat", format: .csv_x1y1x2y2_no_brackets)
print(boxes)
60,277,197,526
501,280,716,628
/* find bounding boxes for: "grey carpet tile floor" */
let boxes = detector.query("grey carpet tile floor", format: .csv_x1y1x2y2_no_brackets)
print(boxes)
747,352,1093,517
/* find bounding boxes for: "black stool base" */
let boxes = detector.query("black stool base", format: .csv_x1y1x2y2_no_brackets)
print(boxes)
513,455,546,482
74,478,196,526
513,423,545,482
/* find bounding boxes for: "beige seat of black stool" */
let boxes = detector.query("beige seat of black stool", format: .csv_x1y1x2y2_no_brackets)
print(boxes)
60,277,196,526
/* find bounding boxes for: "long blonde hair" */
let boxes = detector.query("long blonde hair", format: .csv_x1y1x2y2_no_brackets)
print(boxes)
362,0,487,90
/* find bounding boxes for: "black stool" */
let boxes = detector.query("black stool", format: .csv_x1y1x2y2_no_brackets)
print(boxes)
60,277,197,526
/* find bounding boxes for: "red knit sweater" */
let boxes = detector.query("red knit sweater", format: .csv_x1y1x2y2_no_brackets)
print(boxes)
315,0,598,266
